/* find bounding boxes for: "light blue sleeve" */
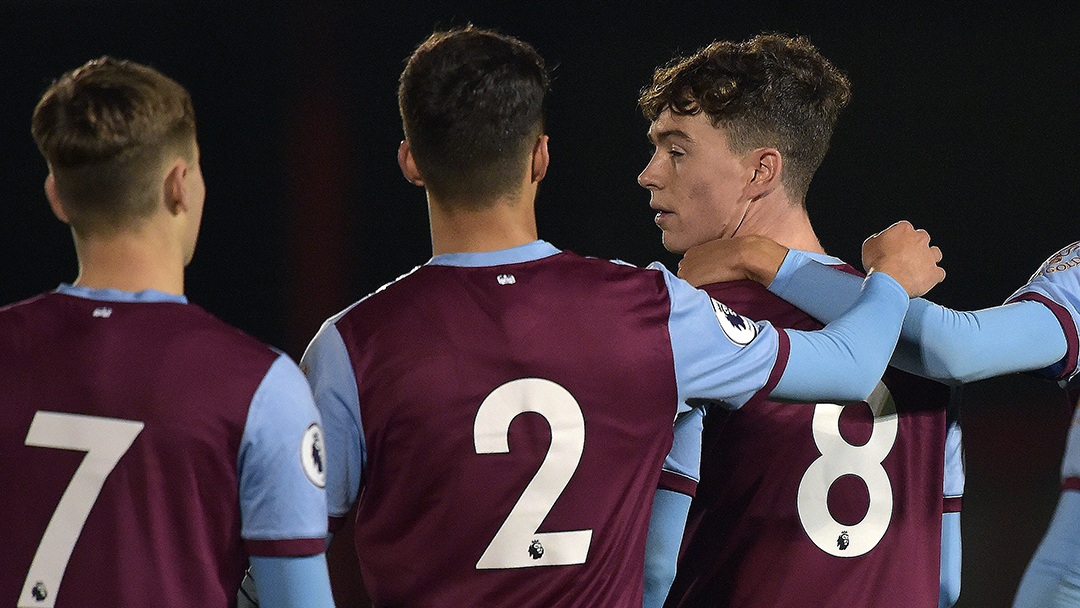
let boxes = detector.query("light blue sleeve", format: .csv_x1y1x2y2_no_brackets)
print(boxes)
1012,491,1080,608
239,355,328,544
940,511,961,608
899,299,1066,384
654,262,782,410
248,555,335,608
773,271,909,401
301,318,365,520
769,251,1068,383
656,260,909,407
1007,241,1080,384
643,489,692,608
643,409,703,608
661,408,705,486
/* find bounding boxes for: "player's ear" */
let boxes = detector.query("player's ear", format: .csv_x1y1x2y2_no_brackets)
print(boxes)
398,140,425,186
44,173,71,224
746,148,781,199
531,134,549,183
163,158,188,215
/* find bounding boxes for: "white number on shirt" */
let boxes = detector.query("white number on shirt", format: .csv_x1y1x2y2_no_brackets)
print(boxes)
797,382,897,557
19,412,145,608
474,378,592,569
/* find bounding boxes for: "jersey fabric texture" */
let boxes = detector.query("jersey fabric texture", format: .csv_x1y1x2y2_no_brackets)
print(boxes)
303,240,789,608
2,286,327,608
666,264,954,608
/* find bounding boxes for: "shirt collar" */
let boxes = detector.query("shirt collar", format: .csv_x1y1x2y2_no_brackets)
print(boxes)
55,283,188,304
426,240,561,267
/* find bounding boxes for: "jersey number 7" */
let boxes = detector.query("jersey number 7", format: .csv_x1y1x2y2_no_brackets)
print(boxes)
19,412,144,608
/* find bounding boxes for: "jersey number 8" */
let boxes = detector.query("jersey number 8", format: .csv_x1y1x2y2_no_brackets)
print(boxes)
797,382,898,557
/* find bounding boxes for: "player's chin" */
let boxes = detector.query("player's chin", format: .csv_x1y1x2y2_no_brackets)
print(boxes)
661,234,690,255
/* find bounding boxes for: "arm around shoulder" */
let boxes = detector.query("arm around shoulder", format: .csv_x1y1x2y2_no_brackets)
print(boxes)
773,271,910,403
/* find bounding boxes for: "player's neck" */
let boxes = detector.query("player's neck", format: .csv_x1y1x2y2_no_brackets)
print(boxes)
735,196,826,255
427,193,539,256
70,229,186,295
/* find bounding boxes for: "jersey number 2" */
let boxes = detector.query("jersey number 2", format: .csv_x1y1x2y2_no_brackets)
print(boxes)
474,378,592,569
797,382,898,557
19,412,144,608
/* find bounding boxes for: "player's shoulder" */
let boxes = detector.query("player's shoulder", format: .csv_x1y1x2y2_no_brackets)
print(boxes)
0,291,53,322
163,301,285,371
0,293,55,351
565,249,671,278
1008,241,1080,306
553,250,673,296
1028,241,1080,281
328,264,425,325
0,290,51,311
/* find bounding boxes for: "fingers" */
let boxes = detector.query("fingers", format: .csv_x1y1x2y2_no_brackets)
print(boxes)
678,238,744,287
862,221,946,298
677,236,787,288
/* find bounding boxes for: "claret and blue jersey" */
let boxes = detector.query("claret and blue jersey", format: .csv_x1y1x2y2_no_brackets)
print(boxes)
1,285,328,608
1006,242,1080,487
762,241,1080,608
303,239,912,608
666,252,959,608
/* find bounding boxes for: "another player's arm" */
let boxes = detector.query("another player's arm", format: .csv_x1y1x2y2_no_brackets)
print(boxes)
772,221,943,401
664,221,943,410
248,556,335,608
238,356,335,608
680,232,1069,384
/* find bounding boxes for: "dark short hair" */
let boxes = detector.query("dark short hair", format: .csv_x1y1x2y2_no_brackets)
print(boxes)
639,34,850,201
31,56,197,235
398,26,549,207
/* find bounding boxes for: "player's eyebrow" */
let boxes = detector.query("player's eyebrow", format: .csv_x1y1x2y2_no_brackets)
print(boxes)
647,127,694,145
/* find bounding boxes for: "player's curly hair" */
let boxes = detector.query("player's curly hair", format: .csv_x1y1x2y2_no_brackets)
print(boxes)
639,34,850,201
32,56,196,235
399,26,549,207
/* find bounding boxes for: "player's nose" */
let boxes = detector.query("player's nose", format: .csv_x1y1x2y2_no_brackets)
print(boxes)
638,156,662,190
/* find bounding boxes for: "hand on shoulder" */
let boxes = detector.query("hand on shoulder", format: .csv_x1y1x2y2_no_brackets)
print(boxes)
678,235,789,288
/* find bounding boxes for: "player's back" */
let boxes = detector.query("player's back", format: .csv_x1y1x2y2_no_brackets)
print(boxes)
2,290,280,608
666,278,952,608
331,251,683,608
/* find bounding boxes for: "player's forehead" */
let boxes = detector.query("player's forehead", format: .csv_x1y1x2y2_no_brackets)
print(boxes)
647,110,709,145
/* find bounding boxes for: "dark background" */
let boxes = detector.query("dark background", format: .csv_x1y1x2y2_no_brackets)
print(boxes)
2,2,1077,606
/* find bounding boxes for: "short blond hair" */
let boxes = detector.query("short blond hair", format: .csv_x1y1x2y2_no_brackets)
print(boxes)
32,57,197,235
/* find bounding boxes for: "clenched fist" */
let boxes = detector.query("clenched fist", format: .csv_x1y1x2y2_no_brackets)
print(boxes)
862,221,946,297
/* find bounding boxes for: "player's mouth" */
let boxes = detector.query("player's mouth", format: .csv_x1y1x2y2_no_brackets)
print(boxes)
653,208,675,228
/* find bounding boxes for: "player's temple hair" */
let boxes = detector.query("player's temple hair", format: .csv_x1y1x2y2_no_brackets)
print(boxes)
398,25,549,208
31,56,197,237
639,33,850,202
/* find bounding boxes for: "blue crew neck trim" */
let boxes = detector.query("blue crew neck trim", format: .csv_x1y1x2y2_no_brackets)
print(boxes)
55,283,189,304
427,240,561,267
